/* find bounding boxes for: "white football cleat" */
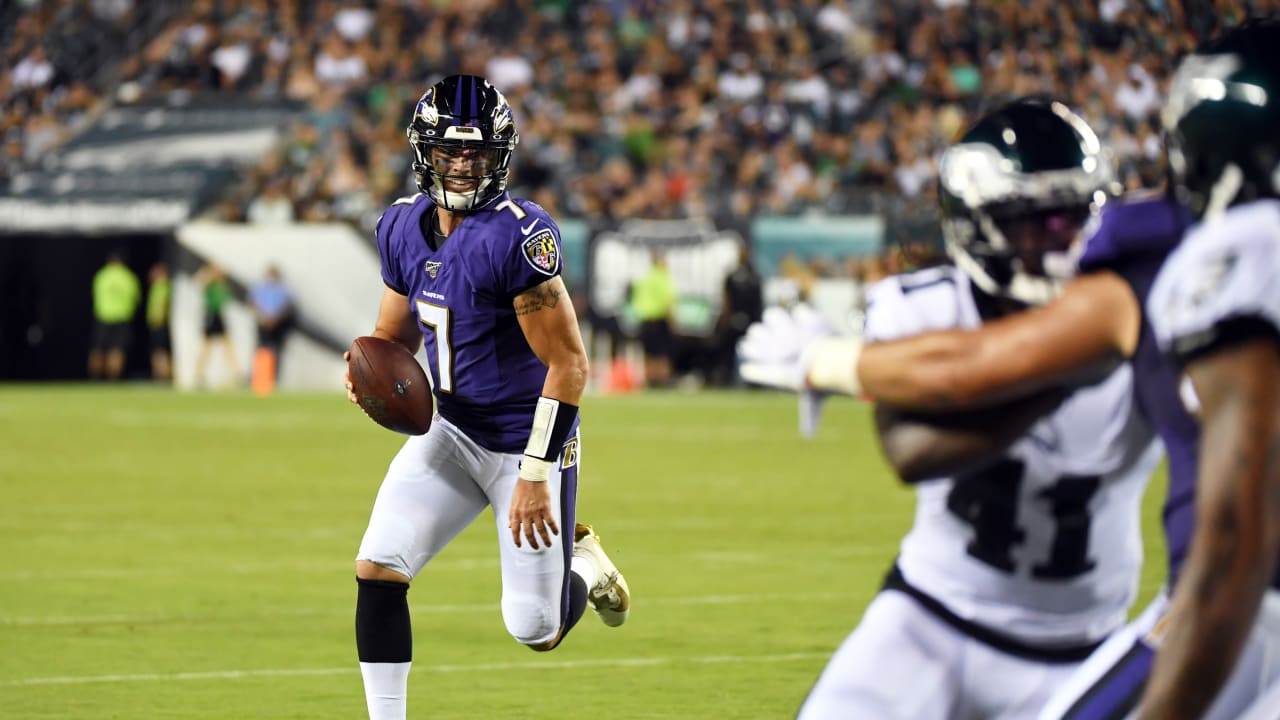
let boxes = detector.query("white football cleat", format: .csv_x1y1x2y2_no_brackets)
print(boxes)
574,523,630,627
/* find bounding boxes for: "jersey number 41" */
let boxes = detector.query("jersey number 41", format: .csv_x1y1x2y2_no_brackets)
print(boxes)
946,458,1101,580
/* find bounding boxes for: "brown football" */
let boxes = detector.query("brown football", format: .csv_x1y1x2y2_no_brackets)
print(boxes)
347,336,434,435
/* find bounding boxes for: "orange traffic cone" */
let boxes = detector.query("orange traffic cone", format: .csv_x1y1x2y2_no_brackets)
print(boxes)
251,348,276,396
607,357,637,394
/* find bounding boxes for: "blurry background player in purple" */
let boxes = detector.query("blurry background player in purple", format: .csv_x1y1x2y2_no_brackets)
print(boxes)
741,22,1280,720
340,74,631,720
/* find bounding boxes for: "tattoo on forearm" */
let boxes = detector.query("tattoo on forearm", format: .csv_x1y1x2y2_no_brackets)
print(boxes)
515,284,563,316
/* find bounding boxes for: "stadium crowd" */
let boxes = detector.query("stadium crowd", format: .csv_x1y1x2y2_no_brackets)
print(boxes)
0,0,1273,244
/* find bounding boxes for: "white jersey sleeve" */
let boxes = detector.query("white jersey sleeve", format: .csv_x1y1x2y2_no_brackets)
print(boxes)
863,266,978,343
1149,199,1280,361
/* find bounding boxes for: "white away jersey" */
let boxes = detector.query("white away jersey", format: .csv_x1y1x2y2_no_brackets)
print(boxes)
864,266,1162,647
1149,199,1280,361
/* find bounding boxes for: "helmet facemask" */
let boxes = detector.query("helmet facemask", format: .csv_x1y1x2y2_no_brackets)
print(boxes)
947,198,1095,306
409,129,513,212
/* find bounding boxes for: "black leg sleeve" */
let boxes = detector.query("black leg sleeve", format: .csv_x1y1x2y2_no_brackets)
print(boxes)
355,578,413,663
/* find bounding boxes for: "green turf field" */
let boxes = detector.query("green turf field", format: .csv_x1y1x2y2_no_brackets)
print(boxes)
0,386,1167,719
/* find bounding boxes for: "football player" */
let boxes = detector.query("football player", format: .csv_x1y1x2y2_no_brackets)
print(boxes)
776,99,1166,719
743,23,1280,720
342,75,630,720
1136,20,1280,720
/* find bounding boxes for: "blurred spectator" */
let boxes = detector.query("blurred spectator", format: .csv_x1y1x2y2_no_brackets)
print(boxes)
313,32,367,88
712,242,763,387
13,46,55,91
146,262,172,382
0,0,1264,268
88,251,140,381
249,263,293,380
333,3,375,43
1114,64,1162,120
718,52,765,103
631,252,678,389
246,179,295,224
485,47,534,91
194,263,239,389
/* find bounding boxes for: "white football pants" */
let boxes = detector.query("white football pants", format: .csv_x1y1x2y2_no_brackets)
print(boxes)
799,590,1088,720
356,416,580,646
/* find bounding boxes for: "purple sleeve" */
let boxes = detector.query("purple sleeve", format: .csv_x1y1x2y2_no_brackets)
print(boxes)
1076,204,1121,272
1077,198,1189,273
376,208,408,295
496,210,563,297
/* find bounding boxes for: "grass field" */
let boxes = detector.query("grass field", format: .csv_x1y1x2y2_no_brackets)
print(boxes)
0,386,1167,719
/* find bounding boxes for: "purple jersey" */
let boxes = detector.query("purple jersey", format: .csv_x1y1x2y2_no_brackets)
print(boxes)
376,192,563,452
1077,196,1199,583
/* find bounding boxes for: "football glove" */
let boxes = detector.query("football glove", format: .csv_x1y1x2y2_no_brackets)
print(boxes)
738,304,834,392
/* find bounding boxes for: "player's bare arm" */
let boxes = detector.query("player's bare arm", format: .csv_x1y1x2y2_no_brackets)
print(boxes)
1139,339,1280,720
372,286,425,352
514,280,565,316
509,275,588,549
344,286,423,404
858,271,1139,410
875,389,1068,484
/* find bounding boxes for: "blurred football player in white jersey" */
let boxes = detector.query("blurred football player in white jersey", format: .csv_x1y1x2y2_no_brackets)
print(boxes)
755,99,1164,719
1137,20,1280,719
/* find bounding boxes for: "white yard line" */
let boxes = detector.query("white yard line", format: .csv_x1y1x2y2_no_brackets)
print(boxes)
1,544,892,582
0,652,831,687
1,591,847,626
0,557,501,581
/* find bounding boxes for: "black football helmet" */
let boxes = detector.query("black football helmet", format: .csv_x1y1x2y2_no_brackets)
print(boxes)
407,74,518,212
938,98,1119,305
1162,19,1280,221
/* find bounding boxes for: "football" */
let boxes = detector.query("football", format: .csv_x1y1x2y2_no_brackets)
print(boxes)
347,336,434,435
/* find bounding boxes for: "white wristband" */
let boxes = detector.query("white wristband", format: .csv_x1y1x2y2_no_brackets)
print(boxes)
804,337,864,396
521,456,553,483
524,397,560,459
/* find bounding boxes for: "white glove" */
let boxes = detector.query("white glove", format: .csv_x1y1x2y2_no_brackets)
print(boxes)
739,304,864,439
738,304,834,392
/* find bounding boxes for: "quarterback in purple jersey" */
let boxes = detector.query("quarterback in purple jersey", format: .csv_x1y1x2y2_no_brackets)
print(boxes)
342,74,630,720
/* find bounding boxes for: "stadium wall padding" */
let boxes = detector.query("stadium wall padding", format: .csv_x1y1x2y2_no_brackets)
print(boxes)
172,221,384,391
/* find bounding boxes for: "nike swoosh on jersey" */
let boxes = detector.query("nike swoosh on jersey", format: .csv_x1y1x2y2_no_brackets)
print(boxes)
521,219,541,234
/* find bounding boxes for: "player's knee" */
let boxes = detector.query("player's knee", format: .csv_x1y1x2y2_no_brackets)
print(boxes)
356,559,411,583
524,629,565,653
502,594,558,646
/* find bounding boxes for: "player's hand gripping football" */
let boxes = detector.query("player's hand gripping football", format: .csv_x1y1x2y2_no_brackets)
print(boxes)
342,351,358,403
509,476,559,550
